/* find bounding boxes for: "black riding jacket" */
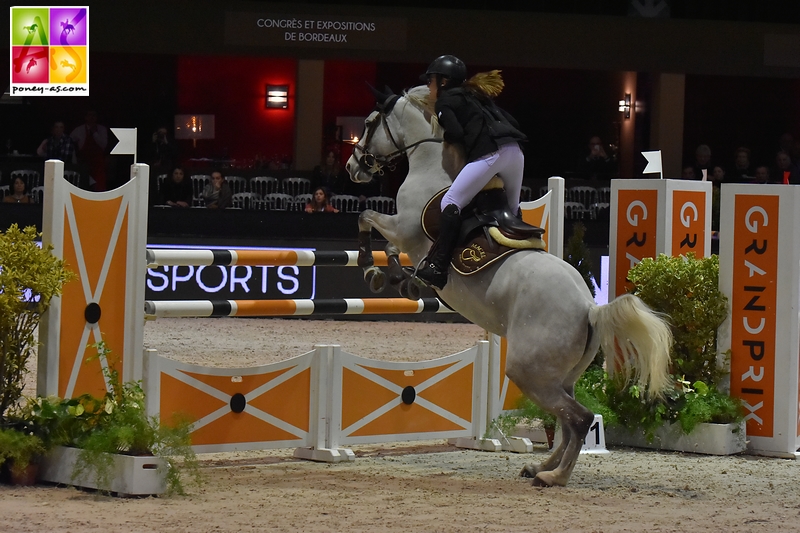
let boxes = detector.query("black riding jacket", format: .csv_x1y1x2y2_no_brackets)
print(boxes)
434,87,526,162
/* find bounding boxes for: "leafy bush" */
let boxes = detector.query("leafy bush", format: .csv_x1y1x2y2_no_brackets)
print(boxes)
627,253,729,386
0,427,45,477
0,225,75,421
564,221,595,299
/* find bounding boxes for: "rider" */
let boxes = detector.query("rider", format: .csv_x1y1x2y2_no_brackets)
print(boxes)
416,54,535,290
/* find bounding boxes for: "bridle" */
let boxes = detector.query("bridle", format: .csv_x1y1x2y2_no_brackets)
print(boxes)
352,97,442,177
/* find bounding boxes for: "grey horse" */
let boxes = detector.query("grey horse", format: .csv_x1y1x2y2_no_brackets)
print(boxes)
346,85,672,487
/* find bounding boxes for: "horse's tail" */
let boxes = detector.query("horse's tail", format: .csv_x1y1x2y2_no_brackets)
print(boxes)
589,293,673,399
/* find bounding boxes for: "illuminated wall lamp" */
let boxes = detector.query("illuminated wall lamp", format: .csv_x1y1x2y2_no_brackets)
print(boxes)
618,93,632,119
174,114,215,148
266,85,289,109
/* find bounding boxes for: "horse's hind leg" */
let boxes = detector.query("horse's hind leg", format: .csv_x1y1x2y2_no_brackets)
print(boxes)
515,383,593,487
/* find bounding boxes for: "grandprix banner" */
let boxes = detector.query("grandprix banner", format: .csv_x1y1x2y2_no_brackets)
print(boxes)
10,6,89,96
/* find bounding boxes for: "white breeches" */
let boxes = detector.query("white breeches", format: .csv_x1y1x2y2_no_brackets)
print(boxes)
440,142,524,213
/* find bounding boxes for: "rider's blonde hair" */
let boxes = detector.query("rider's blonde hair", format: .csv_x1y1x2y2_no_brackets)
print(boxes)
463,70,504,98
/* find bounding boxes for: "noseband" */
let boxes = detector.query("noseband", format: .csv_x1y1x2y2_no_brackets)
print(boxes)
353,102,442,177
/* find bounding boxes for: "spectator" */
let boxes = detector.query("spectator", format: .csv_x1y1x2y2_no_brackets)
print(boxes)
148,126,176,175
70,110,109,191
3,176,31,204
681,166,697,180
36,121,76,163
779,133,795,159
690,144,713,181
305,187,339,213
577,135,617,180
160,167,193,207
311,150,347,194
711,166,725,186
773,150,800,184
203,170,233,209
728,147,754,183
753,165,770,184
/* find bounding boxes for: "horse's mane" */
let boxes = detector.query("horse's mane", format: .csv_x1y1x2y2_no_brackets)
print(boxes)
402,85,443,137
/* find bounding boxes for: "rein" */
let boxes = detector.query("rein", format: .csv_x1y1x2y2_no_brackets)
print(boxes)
353,102,442,176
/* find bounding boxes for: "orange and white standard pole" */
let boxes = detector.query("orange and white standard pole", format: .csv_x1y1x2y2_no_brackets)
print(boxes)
39,160,149,399
718,184,800,458
609,179,712,298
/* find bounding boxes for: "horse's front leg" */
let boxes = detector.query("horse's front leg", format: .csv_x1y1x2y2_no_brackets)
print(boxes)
384,242,421,300
358,210,401,293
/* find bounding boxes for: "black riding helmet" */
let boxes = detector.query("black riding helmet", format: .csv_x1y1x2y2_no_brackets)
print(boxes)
422,55,467,87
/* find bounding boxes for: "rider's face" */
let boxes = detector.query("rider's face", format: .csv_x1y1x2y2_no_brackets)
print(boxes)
426,76,438,100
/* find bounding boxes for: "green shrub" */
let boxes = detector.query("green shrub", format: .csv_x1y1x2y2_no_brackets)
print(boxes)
0,224,75,421
626,253,729,386
0,427,45,477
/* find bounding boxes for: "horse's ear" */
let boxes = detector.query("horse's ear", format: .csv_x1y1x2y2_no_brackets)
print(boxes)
382,95,400,114
366,82,384,103
366,82,399,113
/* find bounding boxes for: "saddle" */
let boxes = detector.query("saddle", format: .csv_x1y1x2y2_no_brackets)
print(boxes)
421,180,546,276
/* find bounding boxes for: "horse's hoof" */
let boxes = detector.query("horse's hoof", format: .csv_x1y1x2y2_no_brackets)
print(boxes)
364,268,387,293
519,465,538,478
531,471,565,488
398,279,421,301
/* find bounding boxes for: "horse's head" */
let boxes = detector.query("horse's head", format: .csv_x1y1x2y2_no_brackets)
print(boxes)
346,84,441,185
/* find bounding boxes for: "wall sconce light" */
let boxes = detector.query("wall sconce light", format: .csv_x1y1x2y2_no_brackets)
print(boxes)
174,114,215,148
618,93,632,119
336,116,367,144
266,85,289,109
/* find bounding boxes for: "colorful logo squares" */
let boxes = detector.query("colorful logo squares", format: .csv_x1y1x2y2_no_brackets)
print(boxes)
10,6,89,89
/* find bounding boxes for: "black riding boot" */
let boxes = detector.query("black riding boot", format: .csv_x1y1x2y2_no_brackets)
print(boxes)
416,204,462,290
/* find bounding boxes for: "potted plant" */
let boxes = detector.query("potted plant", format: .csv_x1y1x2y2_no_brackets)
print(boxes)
0,224,74,423
15,342,201,495
603,253,745,454
0,427,45,485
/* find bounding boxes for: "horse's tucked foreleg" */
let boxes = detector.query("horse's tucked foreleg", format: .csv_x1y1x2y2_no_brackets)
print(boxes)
385,242,405,285
358,215,387,293
385,242,421,300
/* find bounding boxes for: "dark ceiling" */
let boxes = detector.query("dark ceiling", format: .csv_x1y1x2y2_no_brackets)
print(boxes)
285,0,800,25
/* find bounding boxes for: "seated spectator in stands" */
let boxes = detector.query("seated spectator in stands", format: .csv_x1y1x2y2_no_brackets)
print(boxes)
148,126,176,175
577,135,617,180
779,133,796,162
36,121,76,163
203,170,233,209
753,165,770,184
681,166,697,180
772,150,800,184
728,147,754,183
160,167,193,207
711,165,725,186
3,176,31,204
311,150,348,193
689,144,713,181
305,187,339,213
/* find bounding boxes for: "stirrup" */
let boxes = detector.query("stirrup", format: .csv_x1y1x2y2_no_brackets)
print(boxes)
412,258,448,290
